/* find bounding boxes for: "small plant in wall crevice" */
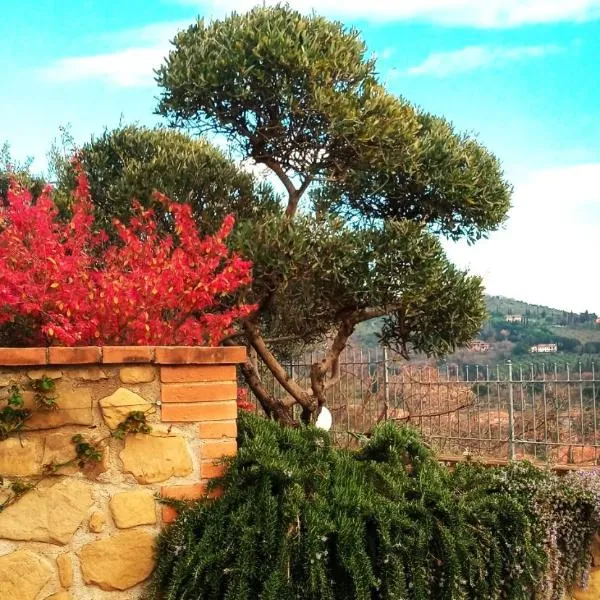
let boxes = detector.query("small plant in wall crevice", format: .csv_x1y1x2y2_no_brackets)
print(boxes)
0,385,30,440
30,375,58,410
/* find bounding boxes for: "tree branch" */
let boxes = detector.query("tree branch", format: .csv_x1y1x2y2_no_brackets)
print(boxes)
244,321,316,412
257,157,297,204
222,338,297,426
310,305,403,411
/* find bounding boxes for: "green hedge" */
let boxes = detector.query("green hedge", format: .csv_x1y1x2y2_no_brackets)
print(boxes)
150,413,600,600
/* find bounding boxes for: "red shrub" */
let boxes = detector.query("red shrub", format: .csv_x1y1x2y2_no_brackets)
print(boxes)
0,166,255,346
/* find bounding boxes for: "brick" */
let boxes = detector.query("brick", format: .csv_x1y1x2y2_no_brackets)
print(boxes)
155,346,246,365
102,346,154,364
201,462,227,479
161,382,237,403
201,440,237,460
48,346,101,364
160,365,236,383
161,401,237,422
160,483,206,523
198,421,237,439
0,348,47,366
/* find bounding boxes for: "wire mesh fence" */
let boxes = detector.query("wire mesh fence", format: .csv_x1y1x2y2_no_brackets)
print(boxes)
252,348,600,464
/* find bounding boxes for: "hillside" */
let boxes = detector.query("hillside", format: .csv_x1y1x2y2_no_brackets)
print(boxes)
352,295,600,364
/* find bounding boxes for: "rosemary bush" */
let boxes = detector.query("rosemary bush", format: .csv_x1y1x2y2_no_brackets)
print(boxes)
150,413,600,600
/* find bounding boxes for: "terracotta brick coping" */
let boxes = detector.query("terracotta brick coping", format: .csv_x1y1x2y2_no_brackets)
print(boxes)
0,346,246,366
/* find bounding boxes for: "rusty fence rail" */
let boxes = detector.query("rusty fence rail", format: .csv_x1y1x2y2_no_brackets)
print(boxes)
253,348,600,464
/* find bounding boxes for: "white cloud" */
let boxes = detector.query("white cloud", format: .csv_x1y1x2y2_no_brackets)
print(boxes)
405,44,560,77
444,164,600,313
41,47,168,87
179,0,600,28
40,20,189,87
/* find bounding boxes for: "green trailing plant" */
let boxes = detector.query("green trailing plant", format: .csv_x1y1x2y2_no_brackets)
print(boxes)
150,412,600,600
0,385,31,440
113,410,152,440
70,434,103,468
30,375,58,410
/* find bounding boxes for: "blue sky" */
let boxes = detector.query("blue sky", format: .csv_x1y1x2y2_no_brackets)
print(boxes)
2,0,600,312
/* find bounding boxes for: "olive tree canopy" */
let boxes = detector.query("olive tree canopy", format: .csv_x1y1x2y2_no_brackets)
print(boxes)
97,5,510,425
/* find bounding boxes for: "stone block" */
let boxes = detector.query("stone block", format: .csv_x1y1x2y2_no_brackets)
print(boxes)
79,530,156,591
119,366,156,384
99,387,154,430
56,552,73,588
0,478,92,544
23,382,93,430
0,437,43,476
110,490,156,528
68,367,108,381
120,433,193,484
0,549,53,600
89,511,106,533
27,369,62,380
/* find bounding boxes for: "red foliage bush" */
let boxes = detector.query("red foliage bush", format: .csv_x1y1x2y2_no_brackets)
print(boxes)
0,166,255,346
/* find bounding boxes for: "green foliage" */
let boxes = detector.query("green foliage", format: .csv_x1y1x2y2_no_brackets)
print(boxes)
113,410,152,440
53,125,280,234
234,214,486,355
321,112,511,242
30,375,58,410
154,4,510,365
70,434,103,468
0,142,45,203
0,385,31,440
157,5,510,240
157,5,384,179
150,413,599,600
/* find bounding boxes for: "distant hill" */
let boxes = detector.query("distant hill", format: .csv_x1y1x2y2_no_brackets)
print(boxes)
485,295,598,328
352,295,600,364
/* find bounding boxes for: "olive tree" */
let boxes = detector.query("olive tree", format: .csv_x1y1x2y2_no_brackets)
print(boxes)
138,6,510,425
53,125,279,233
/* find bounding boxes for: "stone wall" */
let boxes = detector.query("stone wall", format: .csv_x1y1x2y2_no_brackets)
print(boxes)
0,346,245,600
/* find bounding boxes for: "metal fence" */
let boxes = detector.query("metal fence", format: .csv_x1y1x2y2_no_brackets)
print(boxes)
254,348,600,464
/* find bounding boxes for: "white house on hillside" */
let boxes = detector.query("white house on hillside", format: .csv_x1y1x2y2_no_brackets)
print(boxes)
505,314,523,323
530,343,558,353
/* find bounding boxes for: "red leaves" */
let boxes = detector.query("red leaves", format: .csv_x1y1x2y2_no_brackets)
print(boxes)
0,168,255,346
236,388,254,412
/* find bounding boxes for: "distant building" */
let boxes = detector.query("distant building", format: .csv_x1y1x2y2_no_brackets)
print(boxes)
530,343,558,354
505,314,523,323
468,340,490,353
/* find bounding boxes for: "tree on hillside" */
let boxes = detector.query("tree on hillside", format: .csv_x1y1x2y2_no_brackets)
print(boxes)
70,6,511,426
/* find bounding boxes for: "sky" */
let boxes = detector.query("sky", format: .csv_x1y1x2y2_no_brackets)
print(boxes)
1,0,600,313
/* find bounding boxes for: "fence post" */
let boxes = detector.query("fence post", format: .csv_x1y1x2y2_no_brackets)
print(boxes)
507,360,516,460
382,346,390,408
